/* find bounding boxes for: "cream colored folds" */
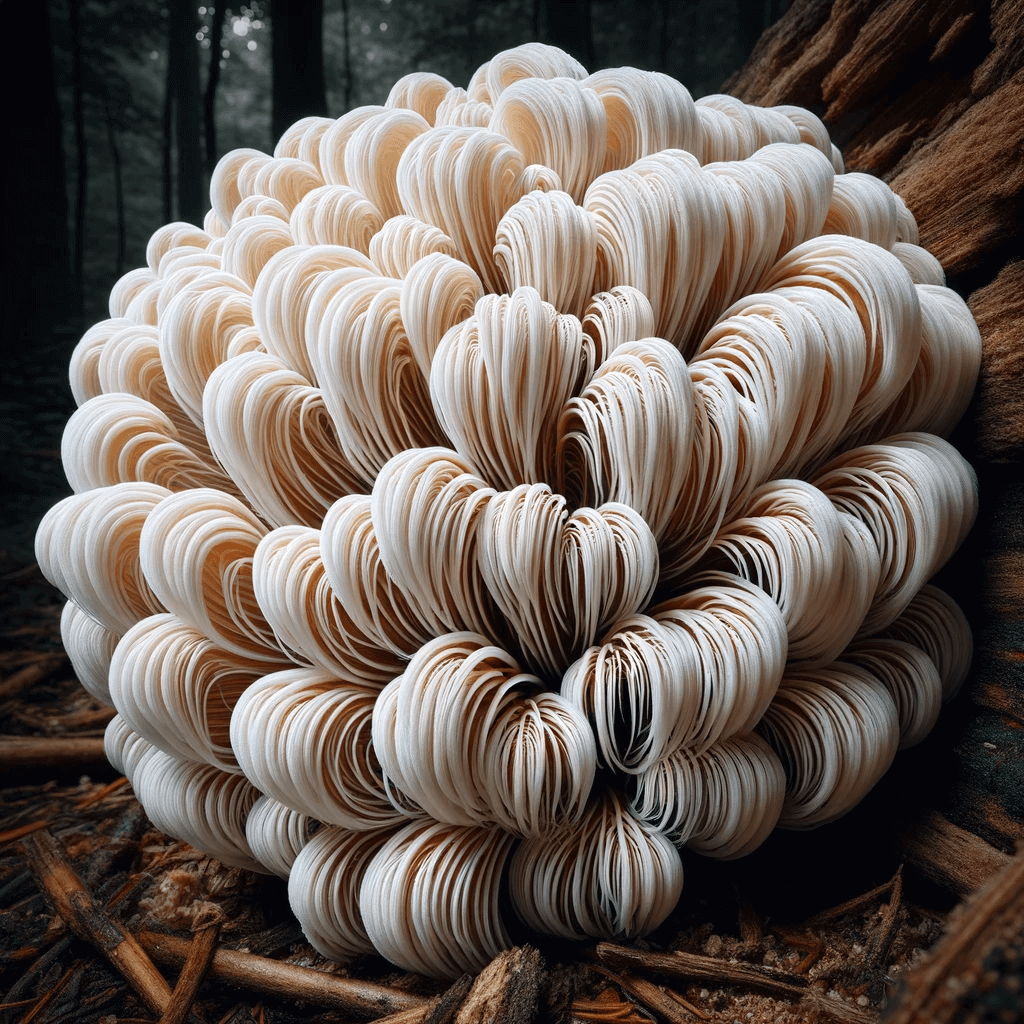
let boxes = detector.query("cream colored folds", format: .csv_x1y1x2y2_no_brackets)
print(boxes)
38,42,981,979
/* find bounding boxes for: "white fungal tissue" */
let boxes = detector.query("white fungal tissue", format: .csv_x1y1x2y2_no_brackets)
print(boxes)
36,43,981,979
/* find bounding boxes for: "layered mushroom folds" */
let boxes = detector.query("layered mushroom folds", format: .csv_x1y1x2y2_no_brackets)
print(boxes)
39,44,980,979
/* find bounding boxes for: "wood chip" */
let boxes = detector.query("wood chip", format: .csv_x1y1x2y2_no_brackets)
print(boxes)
454,946,543,1024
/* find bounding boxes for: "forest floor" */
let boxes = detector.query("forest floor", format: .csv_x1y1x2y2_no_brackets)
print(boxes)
0,324,83,567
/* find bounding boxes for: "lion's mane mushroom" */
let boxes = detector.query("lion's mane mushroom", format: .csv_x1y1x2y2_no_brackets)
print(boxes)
36,41,981,979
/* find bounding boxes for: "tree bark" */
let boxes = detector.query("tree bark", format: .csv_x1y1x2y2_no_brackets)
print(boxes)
271,0,328,145
724,0,1024,870
204,0,228,173
168,0,205,225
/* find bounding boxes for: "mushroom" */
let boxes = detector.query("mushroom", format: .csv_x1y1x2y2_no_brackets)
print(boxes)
37,42,983,980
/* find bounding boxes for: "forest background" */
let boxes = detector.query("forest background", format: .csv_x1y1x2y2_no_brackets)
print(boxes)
1,0,786,563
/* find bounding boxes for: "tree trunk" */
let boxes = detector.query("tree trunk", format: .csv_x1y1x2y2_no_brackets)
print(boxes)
204,0,228,173
2,0,74,354
543,0,595,69
162,53,173,223
271,0,328,145
104,98,126,279
725,0,1024,866
340,0,352,111
68,0,87,311
168,0,205,225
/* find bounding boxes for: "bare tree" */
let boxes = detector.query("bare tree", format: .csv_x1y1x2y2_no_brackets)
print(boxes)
103,97,126,278
271,0,328,144
69,0,87,309
3,0,73,351
341,0,352,110
204,0,229,173
168,0,205,224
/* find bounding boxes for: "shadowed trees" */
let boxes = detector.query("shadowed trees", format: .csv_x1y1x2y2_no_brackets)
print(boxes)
271,0,328,142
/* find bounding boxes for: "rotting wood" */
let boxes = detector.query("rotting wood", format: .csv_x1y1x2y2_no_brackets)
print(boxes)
899,811,1011,896
968,260,1024,463
370,1007,434,1024
422,973,474,1024
452,946,542,1024
594,943,808,998
22,829,173,1015
158,920,220,1024
885,844,1024,1024
138,930,429,1019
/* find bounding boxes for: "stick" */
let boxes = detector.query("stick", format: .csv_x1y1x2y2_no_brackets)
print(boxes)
138,931,429,1019
23,830,173,1014
801,875,899,927
594,943,808,999
0,736,108,769
591,964,708,1022
865,866,902,969
0,657,65,699
158,921,221,1024
0,819,51,846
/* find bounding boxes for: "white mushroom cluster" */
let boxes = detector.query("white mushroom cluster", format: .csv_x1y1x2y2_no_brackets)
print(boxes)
37,44,981,979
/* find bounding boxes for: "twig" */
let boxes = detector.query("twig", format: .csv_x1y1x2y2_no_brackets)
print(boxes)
0,657,65,699
796,991,877,1024
591,964,709,1022
16,962,80,1024
76,776,130,809
138,931,429,1018
865,866,902,969
0,820,51,846
22,829,173,1015
801,875,900,928
158,921,220,1024
594,942,808,999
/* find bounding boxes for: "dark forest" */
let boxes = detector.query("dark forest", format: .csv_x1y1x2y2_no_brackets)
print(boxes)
3,0,786,559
